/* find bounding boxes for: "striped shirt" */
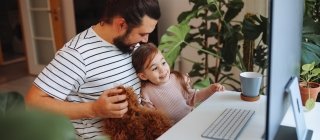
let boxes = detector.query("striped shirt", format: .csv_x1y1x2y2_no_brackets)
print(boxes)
34,27,141,139
141,74,196,124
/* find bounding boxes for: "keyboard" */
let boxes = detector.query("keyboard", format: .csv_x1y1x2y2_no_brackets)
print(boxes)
201,108,255,140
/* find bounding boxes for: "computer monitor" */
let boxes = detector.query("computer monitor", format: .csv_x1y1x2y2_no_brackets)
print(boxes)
266,0,307,140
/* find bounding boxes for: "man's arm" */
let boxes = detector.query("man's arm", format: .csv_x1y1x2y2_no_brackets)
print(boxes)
25,84,129,120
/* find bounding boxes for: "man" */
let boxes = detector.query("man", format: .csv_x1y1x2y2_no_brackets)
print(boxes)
25,0,161,139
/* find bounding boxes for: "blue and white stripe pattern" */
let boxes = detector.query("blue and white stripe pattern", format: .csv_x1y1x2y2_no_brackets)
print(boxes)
34,27,141,139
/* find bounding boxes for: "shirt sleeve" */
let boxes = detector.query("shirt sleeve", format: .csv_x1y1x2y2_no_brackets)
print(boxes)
140,89,156,109
34,47,86,100
185,88,197,106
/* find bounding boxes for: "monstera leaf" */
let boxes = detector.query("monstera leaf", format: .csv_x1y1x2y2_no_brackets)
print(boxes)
301,41,320,65
158,22,190,68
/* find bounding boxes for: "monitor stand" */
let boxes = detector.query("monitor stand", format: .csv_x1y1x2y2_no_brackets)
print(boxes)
275,125,313,140
276,77,314,140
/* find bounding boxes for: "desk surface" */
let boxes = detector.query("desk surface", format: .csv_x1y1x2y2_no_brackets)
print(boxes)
158,91,319,140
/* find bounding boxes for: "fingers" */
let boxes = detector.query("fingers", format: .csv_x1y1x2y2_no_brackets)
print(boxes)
108,93,127,103
219,85,225,91
212,83,225,91
218,85,225,91
106,98,128,118
93,87,130,118
109,98,128,110
109,107,128,118
102,88,124,97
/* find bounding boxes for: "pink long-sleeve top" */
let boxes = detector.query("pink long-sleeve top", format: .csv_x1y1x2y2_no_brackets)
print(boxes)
141,74,215,124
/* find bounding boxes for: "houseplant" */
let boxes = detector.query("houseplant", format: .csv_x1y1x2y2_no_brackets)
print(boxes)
158,0,268,90
299,61,320,111
301,0,320,67
0,91,76,140
299,0,320,110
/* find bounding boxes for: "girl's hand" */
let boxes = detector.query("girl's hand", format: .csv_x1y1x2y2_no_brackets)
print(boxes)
184,73,192,88
211,83,225,92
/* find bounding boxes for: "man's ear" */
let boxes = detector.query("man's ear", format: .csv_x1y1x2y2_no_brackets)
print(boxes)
137,73,148,81
114,17,127,32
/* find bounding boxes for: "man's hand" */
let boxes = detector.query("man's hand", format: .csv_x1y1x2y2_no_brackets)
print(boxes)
92,88,128,118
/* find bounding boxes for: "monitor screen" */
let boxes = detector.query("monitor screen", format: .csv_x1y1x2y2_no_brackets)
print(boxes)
266,0,304,139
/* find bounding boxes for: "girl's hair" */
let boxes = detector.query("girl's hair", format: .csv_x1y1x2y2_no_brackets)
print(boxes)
99,0,161,28
132,43,158,74
132,43,190,92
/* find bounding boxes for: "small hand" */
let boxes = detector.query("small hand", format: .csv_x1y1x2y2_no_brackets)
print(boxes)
92,88,128,118
184,73,192,88
211,83,225,92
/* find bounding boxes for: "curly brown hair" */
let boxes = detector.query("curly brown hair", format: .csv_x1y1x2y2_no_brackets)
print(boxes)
103,86,172,139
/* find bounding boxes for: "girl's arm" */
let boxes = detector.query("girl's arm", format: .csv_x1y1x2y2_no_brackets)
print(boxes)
140,92,156,109
195,83,225,103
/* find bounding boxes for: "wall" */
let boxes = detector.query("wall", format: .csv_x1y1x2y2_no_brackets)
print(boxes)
61,0,76,41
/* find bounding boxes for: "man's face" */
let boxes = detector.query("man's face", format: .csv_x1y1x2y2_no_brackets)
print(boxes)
113,31,132,53
113,16,158,53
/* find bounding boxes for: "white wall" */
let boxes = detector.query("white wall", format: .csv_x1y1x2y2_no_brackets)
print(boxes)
61,0,76,41
157,0,191,39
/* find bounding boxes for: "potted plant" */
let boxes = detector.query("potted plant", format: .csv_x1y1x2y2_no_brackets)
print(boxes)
299,61,320,111
301,0,320,66
158,0,268,91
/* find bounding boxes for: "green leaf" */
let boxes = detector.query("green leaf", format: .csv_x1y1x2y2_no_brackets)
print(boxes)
301,42,320,65
302,62,315,71
0,109,76,140
207,0,215,4
305,98,315,111
303,16,320,34
0,91,25,115
159,23,190,68
0,91,77,140
224,0,244,23
303,34,320,46
221,25,241,70
177,10,197,23
242,14,262,40
193,76,211,90
312,68,320,74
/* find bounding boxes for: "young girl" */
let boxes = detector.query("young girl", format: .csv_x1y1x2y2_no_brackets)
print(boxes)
132,43,225,124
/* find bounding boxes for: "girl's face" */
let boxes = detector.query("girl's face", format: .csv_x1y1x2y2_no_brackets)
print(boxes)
138,51,170,85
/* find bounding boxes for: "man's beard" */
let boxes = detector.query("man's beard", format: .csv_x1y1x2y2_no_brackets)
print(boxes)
113,28,137,53
113,35,133,53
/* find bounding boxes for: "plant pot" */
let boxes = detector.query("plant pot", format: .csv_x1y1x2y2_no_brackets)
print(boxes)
299,82,320,106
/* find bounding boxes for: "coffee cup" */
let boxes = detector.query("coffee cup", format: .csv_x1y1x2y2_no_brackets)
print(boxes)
240,72,262,101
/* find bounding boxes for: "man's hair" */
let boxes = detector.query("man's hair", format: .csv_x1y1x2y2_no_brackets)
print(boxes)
100,0,161,28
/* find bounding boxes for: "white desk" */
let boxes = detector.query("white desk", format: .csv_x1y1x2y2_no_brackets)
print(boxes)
281,102,320,140
158,91,319,140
